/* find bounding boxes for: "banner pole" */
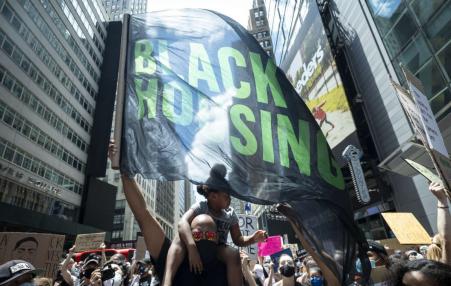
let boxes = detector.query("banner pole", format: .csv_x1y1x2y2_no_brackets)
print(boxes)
112,13,130,170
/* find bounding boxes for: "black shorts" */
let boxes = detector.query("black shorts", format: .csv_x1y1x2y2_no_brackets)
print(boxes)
151,237,228,286
152,237,172,281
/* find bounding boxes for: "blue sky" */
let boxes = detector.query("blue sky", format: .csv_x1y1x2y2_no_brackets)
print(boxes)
147,0,253,27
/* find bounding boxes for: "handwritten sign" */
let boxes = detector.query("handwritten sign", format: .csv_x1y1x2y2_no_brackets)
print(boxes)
74,232,105,252
258,236,283,257
381,213,431,244
404,158,441,183
0,232,65,278
135,236,146,260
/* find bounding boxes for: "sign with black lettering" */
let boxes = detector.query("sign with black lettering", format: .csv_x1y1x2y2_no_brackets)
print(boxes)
120,9,370,283
239,215,258,260
0,232,65,278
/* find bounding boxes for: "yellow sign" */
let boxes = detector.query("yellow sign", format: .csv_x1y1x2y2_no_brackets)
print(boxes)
381,213,431,244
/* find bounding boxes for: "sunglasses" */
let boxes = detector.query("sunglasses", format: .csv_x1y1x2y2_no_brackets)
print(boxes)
192,230,217,242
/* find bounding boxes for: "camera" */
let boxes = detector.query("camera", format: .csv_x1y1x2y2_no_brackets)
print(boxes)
101,268,116,282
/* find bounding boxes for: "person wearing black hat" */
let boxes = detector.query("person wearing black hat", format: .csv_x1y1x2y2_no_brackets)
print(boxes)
367,240,388,268
0,260,37,286
163,164,267,286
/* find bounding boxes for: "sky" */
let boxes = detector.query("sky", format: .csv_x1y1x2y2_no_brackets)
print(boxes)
147,0,254,27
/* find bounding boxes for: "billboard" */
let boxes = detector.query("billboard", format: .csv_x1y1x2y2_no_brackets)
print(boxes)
281,0,356,149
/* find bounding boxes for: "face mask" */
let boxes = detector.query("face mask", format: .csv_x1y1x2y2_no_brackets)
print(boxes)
195,240,218,267
370,259,376,269
279,265,295,277
310,276,324,286
19,282,34,286
103,273,123,286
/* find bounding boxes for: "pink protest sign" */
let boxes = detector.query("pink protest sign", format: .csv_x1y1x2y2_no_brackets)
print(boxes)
258,236,283,257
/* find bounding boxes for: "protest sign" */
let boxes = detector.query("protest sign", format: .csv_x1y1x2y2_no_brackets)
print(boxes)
377,238,413,255
258,236,282,257
238,214,258,260
0,232,65,278
135,236,146,260
403,158,441,183
403,69,448,158
381,213,431,244
74,232,105,252
270,248,292,271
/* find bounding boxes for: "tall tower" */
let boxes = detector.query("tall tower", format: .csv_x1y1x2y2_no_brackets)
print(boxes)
248,0,274,57
102,0,147,21
0,0,110,234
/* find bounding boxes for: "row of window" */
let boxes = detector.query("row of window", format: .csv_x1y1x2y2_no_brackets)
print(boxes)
259,40,271,48
18,0,100,83
63,0,104,57
91,0,106,22
111,230,123,239
0,7,95,113
0,100,86,173
254,9,265,19
254,31,270,39
9,1,99,97
36,0,102,70
80,0,107,40
256,19,266,27
0,178,79,222
113,214,124,224
0,137,83,195
0,65,88,153
0,30,92,134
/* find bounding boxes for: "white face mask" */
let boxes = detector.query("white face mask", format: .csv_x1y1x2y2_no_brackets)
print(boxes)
103,273,123,286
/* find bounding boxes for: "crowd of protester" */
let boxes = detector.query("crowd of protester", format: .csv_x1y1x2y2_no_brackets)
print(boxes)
0,144,450,286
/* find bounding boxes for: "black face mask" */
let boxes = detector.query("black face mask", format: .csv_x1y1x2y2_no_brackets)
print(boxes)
195,240,218,267
280,265,295,277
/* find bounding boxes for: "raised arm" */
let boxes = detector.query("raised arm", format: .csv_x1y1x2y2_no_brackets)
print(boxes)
109,140,165,261
278,203,340,286
60,245,75,286
230,224,267,247
430,182,451,264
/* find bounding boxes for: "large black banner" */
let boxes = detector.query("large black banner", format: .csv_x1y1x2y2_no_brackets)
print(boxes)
121,10,369,284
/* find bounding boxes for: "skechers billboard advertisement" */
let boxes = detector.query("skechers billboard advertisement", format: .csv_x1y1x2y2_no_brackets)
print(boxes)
280,0,358,161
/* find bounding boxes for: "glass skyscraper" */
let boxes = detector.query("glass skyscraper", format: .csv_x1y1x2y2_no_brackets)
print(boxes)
366,0,450,119
0,0,108,232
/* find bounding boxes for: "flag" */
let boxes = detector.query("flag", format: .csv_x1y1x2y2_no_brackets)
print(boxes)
120,10,370,283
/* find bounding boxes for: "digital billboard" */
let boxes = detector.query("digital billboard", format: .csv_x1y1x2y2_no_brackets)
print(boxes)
281,0,356,149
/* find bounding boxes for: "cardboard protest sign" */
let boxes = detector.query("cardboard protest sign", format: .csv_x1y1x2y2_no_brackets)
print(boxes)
237,215,258,260
0,232,65,278
433,150,451,184
74,232,105,252
135,236,146,261
403,68,448,158
258,236,282,257
403,158,441,183
376,238,414,255
381,213,431,244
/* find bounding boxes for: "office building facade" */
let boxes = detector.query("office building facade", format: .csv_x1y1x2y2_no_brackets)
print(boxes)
102,0,146,21
264,0,450,236
0,0,110,234
248,0,274,57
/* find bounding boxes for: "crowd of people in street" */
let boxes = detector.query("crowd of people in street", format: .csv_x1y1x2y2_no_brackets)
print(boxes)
0,143,450,286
